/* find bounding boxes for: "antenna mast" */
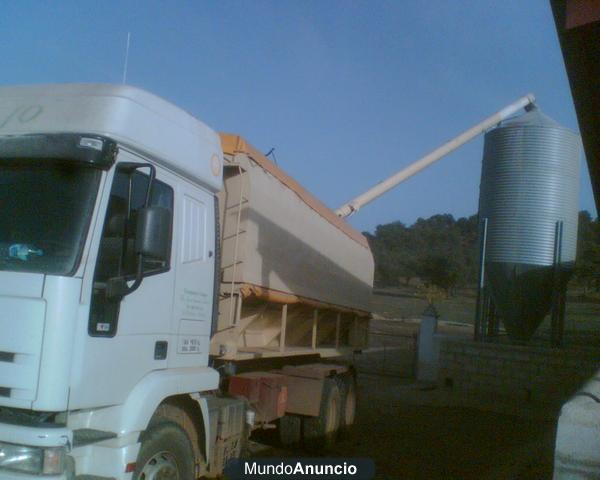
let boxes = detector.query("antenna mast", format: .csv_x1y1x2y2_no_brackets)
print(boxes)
122,32,131,84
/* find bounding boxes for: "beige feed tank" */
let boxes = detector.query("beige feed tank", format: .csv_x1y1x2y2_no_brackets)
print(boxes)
211,134,373,360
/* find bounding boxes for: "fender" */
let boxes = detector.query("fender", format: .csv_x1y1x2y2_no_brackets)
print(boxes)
190,392,212,466
69,367,219,441
119,366,219,433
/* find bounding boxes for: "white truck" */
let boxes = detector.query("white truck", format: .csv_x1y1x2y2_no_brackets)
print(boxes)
0,84,373,479
0,83,537,479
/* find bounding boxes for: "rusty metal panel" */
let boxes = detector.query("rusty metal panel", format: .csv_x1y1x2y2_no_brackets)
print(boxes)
565,0,600,29
283,374,323,417
228,372,288,422
281,363,348,417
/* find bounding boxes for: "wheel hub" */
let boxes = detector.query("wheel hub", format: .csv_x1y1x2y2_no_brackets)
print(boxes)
139,451,180,480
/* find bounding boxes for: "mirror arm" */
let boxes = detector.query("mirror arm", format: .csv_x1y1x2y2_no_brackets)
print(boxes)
123,253,144,296
144,165,156,207
111,161,156,299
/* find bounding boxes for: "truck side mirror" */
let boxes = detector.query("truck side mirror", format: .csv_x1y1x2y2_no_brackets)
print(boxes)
135,206,172,262
104,207,171,300
106,276,128,299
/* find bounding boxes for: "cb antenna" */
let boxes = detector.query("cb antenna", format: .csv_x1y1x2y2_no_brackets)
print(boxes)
122,32,131,84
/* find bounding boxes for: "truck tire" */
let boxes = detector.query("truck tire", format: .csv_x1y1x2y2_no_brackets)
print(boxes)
150,401,206,476
279,414,302,447
336,373,357,430
302,378,341,451
134,423,195,480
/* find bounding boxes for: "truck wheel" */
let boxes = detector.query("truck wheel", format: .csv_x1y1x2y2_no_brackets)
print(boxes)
279,414,302,447
134,423,195,480
337,374,357,430
302,378,341,451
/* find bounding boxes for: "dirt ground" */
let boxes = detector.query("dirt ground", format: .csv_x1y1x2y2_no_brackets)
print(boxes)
334,371,557,480
349,289,597,479
252,354,558,479
247,289,594,479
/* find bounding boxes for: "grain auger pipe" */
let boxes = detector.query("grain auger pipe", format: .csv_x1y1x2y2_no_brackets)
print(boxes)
335,93,536,218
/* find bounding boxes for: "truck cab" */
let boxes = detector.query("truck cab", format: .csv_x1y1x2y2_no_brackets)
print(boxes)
0,84,224,479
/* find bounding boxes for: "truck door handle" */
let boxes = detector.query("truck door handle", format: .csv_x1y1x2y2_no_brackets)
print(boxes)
154,341,168,360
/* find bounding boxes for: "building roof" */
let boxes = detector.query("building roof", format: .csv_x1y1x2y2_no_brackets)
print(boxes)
551,0,600,212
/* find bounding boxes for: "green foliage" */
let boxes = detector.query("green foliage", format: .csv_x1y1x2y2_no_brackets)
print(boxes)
417,254,460,292
366,213,479,292
364,221,419,287
575,211,600,293
366,210,600,294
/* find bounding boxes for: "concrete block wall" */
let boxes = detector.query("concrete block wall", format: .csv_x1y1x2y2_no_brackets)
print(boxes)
438,338,600,405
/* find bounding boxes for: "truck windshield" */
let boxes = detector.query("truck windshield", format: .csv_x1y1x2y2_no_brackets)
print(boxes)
0,160,101,275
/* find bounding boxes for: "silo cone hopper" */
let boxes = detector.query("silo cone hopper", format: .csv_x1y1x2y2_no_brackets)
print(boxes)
478,108,581,342
486,263,573,341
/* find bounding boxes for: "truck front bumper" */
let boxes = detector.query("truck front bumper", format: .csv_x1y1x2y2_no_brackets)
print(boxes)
0,422,73,478
0,470,68,480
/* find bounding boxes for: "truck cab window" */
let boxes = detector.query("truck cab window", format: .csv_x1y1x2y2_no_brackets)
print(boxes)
89,168,174,337
0,161,101,275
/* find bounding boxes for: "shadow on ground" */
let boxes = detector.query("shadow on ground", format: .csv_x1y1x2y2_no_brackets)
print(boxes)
251,371,557,479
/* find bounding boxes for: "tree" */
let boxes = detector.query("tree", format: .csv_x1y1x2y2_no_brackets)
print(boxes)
417,254,461,294
368,214,467,290
366,222,419,287
455,214,479,285
367,210,599,294
575,211,600,293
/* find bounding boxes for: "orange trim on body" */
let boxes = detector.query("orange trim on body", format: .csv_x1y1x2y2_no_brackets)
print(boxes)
238,283,370,317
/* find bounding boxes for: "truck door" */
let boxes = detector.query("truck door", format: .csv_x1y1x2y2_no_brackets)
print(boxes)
169,180,215,368
89,164,175,338
71,159,177,408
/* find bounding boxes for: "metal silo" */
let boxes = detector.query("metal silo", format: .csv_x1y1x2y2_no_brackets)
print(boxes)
477,107,581,342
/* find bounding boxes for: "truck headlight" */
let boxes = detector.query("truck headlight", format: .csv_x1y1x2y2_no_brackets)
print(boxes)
0,441,66,475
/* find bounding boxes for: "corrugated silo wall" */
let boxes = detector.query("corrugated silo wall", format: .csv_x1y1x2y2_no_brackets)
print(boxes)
479,110,581,266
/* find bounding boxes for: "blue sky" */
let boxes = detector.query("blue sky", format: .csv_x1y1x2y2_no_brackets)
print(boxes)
1,0,596,232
